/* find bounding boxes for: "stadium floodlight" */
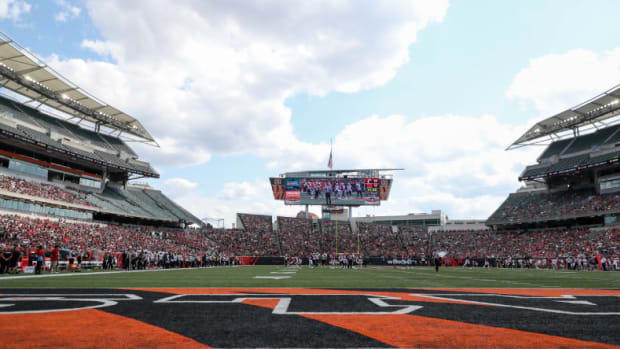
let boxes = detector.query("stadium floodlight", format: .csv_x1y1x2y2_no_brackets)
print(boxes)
0,30,158,146
509,83,620,149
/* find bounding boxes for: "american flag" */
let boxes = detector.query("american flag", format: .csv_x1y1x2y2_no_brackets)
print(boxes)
327,146,333,169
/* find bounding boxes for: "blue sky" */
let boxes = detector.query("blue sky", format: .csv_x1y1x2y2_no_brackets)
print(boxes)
3,0,620,226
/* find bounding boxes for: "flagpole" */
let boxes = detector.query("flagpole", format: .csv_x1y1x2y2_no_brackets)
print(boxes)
328,138,333,170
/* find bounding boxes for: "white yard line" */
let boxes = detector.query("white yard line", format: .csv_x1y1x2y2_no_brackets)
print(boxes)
0,267,202,280
381,268,560,288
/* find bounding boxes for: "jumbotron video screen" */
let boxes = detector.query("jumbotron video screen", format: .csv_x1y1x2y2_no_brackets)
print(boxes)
270,176,393,206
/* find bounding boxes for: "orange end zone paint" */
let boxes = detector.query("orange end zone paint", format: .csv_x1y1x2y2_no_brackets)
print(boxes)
0,308,210,349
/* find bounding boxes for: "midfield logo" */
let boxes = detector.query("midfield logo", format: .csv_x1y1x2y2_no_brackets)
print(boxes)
1,291,619,316
154,293,423,314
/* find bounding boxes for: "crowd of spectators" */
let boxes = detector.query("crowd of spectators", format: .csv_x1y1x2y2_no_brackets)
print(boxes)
0,174,94,207
238,213,273,232
358,222,401,257
0,214,212,272
1,210,619,273
204,228,279,256
319,220,356,253
426,227,619,261
277,216,320,256
399,226,430,257
488,189,620,224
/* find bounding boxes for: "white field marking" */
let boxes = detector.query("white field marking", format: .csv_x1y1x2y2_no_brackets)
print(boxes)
0,294,142,300
557,300,597,306
270,272,297,274
365,268,529,287
0,297,117,314
154,293,422,315
409,293,620,315
254,276,291,280
359,269,446,287
0,267,204,280
387,269,558,288
0,294,141,315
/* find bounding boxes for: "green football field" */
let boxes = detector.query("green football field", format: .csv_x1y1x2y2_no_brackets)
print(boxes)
1,265,620,288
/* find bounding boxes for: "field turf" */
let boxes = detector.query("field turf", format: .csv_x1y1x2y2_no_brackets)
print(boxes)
1,265,620,288
2,266,620,348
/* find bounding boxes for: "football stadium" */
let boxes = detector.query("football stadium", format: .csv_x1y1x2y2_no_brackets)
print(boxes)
1,3,620,349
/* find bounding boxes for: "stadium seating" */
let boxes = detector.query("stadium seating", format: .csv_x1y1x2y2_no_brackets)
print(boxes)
277,216,320,256
238,213,273,232
1,210,618,268
80,186,202,223
428,227,620,262
399,225,430,257
549,154,590,173
562,125,620,155
538,138,573,160
0,214,207,260
537,125,620,161
204,228,280,256
520,164,550,179
585,150,620,166
358,222,401,257
0,174,94,207
488,189,620,224
143,188,202,223
318,220,356,253
0,95,155,175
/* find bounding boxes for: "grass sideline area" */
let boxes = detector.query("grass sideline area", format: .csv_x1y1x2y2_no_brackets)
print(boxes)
1,265,619,288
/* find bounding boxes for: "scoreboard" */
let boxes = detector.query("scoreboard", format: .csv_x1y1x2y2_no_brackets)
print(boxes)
365,178,380,193
269,176,393,207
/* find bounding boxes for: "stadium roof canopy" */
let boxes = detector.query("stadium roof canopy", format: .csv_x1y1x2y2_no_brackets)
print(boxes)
509,84,620,149
0,31,157,145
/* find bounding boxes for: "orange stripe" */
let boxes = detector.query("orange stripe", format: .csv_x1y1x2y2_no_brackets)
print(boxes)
423,288,620,297
301,313,620,348
0,309,210,348
169,290,619,348
241,298,281,309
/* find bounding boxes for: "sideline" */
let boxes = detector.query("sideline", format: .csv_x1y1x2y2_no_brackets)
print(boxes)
0,267,207,280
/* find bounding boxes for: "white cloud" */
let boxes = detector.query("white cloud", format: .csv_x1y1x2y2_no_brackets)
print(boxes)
45,0,448,168
163,177,198,197
46,1,541,222
507,48,620,116
80,40,122,58
218,181,264,201
166,179,299,227
0,0,30,21
317,113,538,219
54,0,81,22
158,113,539,225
